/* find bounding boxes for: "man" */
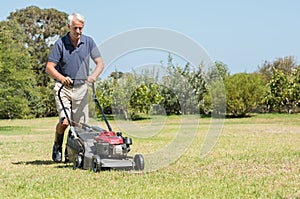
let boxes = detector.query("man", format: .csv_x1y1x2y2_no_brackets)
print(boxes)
46,13,104,163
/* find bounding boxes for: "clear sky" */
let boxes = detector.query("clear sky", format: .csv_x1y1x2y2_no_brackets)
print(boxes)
1,0,300,75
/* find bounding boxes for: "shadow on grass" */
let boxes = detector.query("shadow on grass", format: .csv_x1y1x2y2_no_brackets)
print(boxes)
55,164,73,169
12,160,118,172
12,160,75,169
12,160,58,165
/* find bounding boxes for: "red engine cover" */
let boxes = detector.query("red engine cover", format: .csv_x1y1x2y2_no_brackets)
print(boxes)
94,131,124,145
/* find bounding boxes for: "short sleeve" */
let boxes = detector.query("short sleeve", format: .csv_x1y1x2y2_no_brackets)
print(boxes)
48,40,62,64
89,38,101,59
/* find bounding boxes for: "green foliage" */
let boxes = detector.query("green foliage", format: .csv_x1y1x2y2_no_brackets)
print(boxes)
94,79,114,114
2,6,300,118
0,20,36,119
162,64,193,115
31,83,57,117
204,80,226,116
1,6,69,118
264,67,300,113
8,6,68,86
159,86,181,115
97,70,164,120
258,56,297,81
202,61,228,116
225,73,266,117
96,55,209,119
210,61,230,80
111,73,137,119
130,83,163,116
161,55,207,115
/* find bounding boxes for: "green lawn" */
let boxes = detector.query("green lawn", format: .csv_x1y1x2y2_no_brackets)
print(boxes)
0,114,299,198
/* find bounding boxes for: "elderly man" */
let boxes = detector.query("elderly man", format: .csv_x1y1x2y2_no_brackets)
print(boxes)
46,13,104,163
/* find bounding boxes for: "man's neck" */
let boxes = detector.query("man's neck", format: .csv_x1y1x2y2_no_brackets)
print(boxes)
68,34,80,47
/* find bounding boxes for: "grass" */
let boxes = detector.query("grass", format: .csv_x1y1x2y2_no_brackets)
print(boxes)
0,114,299,198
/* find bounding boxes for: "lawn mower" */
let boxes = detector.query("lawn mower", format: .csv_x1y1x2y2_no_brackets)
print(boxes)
58,82,144,172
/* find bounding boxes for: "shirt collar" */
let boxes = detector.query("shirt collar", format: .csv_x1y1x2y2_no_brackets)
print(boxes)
65,32,85,46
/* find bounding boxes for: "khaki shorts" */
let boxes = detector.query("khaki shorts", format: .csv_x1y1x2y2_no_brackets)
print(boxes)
54,82,89,124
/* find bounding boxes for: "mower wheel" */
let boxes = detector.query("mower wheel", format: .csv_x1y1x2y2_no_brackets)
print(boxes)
73,154,83,170
134,154,144,171
91,155,101,172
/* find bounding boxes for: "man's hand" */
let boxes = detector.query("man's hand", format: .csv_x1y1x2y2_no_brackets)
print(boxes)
87,57,104,83
87,75,97,83
46,61,73,85
62,76,73,85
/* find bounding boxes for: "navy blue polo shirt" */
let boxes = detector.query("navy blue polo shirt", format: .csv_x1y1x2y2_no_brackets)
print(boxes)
48,32,101,85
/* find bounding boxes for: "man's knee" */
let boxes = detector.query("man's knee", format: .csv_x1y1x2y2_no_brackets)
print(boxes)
58,117,69,129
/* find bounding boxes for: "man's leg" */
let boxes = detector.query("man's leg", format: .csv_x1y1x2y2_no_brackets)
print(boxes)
52,118,68,163
72,84,89,124
52,82,72,163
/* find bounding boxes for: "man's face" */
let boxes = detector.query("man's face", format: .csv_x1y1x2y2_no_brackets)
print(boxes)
68,19,84,40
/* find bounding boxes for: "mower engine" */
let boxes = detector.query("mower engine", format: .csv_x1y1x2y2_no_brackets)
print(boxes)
94,131,132,159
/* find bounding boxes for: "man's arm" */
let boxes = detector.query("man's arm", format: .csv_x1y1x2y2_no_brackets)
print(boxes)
46,61,73,85
87,57,104,83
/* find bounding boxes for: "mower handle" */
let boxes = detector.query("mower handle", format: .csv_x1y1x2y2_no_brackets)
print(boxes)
91,83,113,132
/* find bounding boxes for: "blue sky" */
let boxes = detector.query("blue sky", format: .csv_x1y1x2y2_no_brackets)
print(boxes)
1,0,300,76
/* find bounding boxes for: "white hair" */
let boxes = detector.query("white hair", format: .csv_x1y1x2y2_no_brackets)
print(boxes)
67,13,85,25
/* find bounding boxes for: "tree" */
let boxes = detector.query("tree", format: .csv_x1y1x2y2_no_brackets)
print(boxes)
159,86,181,115
258,56,297,81
209,61,230,80
225,73,266,117
94,79,114,115
8,6,68,87
188,64,209,114
6,6,69,117
292,68,300,111
110,73,137,120
204,80,226,116
161,55,205,115
261,57,300,114
0,20,36,118
129,83,163,118
201,61,229,116
264,67,300,113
